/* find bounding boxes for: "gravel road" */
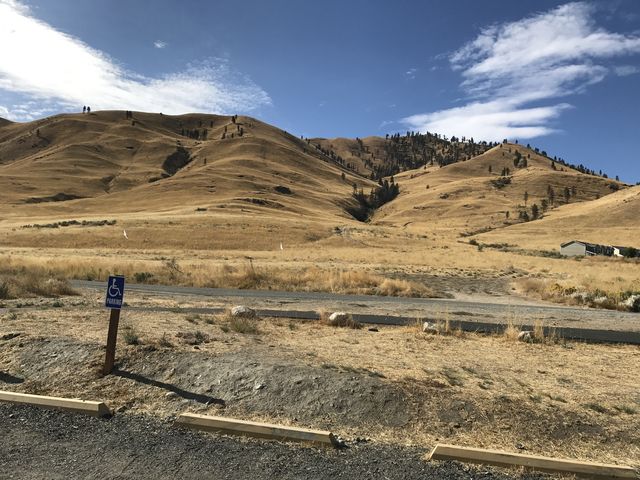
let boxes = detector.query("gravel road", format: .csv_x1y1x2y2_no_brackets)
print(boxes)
73,280,640,333
0,404,550,480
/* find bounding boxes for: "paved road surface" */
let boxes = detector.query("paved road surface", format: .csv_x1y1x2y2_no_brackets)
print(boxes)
0,404,548,480
73,280,640,335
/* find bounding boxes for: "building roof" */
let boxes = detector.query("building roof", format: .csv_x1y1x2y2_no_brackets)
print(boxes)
560,240,597,248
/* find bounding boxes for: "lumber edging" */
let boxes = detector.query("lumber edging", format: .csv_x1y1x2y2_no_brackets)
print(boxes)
427,444,638,479
175,413,338,446
0,390,111,417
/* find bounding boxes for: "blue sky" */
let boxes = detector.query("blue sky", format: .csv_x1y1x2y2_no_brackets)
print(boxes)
0,1,639,182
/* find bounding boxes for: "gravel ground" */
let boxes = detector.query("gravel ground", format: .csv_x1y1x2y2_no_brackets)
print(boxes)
0,404,551,480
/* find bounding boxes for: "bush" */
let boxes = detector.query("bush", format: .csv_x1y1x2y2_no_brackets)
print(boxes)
0,281,10,299
123,326,140,345
229,317,260,334
133,272,154,283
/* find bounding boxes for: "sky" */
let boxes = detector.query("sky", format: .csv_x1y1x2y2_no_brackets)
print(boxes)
0,0,639,182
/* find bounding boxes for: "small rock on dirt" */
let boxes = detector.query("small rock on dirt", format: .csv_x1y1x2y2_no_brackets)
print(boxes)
231,306,256,318
1,333,21,341
165,392,179,399
329,312,350,323
422,322,439,334
517,331,532,342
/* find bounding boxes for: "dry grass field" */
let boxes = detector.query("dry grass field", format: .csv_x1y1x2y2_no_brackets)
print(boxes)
2,112,636,311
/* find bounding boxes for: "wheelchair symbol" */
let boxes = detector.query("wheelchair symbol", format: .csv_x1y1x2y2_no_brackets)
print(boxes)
108,278,122,297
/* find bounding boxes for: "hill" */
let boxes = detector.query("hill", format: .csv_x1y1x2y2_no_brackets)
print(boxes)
372,142,626,236
311,132,493,179
0,111,374,220
0,112,630,252
476,184,640,250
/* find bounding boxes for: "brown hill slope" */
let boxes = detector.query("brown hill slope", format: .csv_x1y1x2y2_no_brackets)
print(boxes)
476,184,640,250
0,111,373,220
373,143,626,236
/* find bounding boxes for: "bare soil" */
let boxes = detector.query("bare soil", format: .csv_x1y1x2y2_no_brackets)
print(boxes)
1,293,639,468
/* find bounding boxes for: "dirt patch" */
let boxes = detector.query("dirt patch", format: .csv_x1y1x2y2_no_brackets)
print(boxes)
3,337,410,430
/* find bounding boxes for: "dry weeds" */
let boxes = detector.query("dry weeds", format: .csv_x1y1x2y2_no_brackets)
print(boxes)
516,277,640,312
0,262,77,299
0,255,435,298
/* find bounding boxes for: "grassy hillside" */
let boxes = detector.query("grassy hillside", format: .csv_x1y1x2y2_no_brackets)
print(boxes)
373,143,626,236
0,111,375,221
477,184,640,250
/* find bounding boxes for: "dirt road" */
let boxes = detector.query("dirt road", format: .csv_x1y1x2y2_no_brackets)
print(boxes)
73,280,640,335
0,404,549,480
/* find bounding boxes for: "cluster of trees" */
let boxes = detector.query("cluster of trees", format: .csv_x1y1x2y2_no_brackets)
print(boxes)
310,132,496,182
347,178,400,221
375,132,495,179
181,128,207,140
309,142,360,174
517,183,581,222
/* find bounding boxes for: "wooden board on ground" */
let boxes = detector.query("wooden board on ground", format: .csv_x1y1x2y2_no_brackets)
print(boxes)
0,390,111,417
427,444,638,479
175,413,338,446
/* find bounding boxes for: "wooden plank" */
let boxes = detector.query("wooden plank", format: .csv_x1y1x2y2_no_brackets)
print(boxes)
0,390,111,417
175,413,337,446
427,444,638,479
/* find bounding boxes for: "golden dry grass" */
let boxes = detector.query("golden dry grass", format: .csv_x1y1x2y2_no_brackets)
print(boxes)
0,261,77,299
0,254,435,297
0,112,637,312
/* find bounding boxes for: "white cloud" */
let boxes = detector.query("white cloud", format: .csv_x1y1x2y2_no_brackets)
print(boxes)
404,2,640,141
154,40,167,49
614,65,639,76
0,1,271,121
405,67,418,79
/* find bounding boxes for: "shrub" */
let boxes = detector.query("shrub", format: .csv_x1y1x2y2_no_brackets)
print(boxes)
0,281,10,299
133,271,154,283
229,317,260,334
123,326,140,345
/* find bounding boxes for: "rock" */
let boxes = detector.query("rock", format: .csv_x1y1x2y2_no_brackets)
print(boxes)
230,305,256,318
623,294,640,312
1,332,21,341
254,382,265,390
329,312,350,323
165,392,179,399
332,436,348,449
422,322,439,334
518,331,533,342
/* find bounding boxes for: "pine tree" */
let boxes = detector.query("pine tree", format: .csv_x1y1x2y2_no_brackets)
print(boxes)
531,203,539,219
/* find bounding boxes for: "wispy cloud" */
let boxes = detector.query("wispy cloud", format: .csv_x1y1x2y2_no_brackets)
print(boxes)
404,2,640,140
405,67,418,80
0,0,271,121
614,64,639,76
153,40,167,49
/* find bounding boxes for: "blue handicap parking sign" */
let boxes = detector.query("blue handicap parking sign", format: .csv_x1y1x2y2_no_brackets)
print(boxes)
105,275,125,309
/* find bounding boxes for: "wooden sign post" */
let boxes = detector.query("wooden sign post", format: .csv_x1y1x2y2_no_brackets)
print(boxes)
103,275,125,375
